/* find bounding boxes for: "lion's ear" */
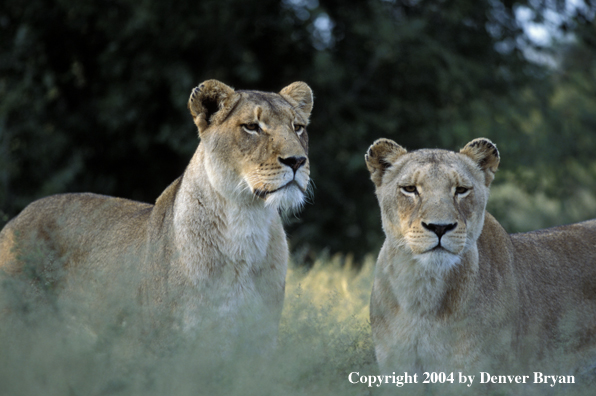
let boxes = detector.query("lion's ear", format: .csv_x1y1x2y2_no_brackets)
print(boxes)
188,80,235,135
280,82,313,121
460,138,500,186
365,138,407,188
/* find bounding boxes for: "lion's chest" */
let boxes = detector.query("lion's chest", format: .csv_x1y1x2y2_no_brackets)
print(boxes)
375,310,480,373
220,211,271,268
174,197,277,279
372,250,483,372
173,203,284,333
178,251,282,340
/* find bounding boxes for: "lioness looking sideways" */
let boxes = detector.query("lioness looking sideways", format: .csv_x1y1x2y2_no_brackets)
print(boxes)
365,137,596,375
0,80,313,347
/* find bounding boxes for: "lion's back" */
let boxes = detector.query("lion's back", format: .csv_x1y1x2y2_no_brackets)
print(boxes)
508,219,596,345
511,218,596,277
0,193,153,273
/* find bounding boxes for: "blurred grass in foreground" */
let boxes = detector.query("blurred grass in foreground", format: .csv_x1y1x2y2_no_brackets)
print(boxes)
0,254,377,396
1,242,596,395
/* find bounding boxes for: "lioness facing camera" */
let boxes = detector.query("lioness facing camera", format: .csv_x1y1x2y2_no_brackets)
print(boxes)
366,138,596,374
0,80,313,347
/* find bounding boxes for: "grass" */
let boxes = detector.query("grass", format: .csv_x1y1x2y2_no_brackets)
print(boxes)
0,250,378,396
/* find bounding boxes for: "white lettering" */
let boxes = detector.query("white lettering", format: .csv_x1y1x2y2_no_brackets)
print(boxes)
564,375,575,384
458,372,475,387
533,373,576,387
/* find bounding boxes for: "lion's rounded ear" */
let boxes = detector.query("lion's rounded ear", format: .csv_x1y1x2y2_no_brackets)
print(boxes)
460,138,500,186
365,138,407,188
188,80,235,135
280,82,313,121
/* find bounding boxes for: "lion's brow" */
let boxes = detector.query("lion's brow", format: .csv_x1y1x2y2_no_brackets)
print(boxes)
228,91,291,122
220,90,280,124
236,90,278,109
238,90,302,119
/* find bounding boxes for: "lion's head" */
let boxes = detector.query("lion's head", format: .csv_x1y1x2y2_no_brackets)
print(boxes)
188,80,313,212
365,138,500,270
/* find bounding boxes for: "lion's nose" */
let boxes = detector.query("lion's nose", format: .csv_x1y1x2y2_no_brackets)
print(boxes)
422,222,457,239
279,156,307,173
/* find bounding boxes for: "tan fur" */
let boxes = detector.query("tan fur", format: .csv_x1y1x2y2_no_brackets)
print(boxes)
0,80,313,348
366,138,596,374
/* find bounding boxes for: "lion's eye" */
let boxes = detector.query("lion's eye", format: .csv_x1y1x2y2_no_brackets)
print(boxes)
294,124,305,136
242,123,260,134
401,186,418,194
455,186,469,195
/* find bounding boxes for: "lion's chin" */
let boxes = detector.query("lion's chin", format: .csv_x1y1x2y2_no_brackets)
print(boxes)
262,183,306,213
413,248,461,272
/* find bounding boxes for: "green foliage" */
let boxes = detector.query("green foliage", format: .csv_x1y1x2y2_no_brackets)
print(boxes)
2,0,596,257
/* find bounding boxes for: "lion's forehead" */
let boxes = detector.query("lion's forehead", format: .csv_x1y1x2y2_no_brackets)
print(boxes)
394,159,476,190
230,92,302,125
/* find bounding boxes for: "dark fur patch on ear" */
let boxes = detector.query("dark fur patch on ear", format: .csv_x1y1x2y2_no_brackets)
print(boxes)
201,97,220,125
188,80,235,134
378,158,393,169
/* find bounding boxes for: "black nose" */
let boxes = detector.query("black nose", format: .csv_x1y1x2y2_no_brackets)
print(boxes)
422,222,457,238
279,156,307,173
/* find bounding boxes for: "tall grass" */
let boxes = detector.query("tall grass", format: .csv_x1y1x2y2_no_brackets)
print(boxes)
1,244,595,395
0,251,378,396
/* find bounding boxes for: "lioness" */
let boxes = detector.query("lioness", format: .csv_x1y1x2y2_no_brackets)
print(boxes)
0,80,313,347
366,137,596,375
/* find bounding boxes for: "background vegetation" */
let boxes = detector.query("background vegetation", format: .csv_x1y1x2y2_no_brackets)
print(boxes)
2,0,596,258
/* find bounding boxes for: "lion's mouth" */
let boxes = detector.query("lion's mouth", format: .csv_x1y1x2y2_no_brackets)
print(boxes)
424,245,454,255
254,181,305,199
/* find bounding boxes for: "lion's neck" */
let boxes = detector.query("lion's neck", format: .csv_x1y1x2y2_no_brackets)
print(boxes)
383,239,478,316
172,147,279,284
